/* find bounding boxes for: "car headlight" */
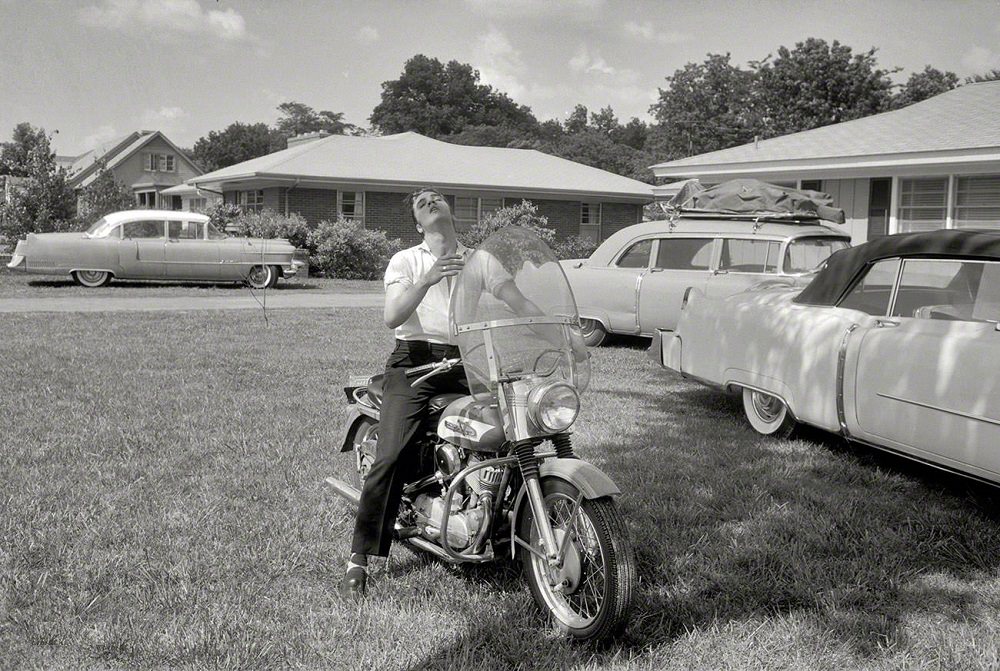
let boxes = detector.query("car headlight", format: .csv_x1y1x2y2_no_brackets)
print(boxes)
527,382,580,432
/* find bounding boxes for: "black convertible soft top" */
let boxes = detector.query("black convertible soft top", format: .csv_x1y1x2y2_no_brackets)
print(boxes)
794,229,1000,306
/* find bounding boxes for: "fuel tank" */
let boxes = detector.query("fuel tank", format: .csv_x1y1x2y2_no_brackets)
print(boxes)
437,395,505,453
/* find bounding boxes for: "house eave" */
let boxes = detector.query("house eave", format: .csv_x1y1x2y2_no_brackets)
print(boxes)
652,147,1000,180
188,173,653,203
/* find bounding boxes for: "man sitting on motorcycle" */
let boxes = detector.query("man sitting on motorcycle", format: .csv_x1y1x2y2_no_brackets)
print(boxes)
341,187,540,599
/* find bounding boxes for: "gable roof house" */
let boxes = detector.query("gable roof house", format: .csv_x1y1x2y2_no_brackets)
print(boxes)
651,81,1000,244
188,131,654,244
65,130,206,210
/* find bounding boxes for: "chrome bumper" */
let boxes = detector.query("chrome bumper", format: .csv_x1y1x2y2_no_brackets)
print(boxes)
650,329,682,373
6,254,24,269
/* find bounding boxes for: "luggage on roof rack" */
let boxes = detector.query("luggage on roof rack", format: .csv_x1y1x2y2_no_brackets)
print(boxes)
666,178,846,225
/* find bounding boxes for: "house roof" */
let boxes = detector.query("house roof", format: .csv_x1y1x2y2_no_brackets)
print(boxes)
189,132,654,201
652,81,1000,177
67,131,202,189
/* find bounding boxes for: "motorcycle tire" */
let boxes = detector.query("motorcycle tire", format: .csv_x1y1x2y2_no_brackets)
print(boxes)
518,478,635,642
346,416,379,490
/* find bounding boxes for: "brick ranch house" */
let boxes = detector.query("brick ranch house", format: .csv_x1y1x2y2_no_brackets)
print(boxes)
187,131,654,245
61,130,207,210
651,81,1000,245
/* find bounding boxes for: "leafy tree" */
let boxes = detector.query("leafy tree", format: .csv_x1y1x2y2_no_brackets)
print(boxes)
192,122,282,172
589,106,619,137
611,117,649,150
542,130,656,183
75,163,135,223
891,66,959,109
965,69,1000,83
369,54,537,137
0,136,75,243
649,53,757,160
564,104,590,134
274,101,357,139
445,124,534,148
752,38,897,137
1,122,54,177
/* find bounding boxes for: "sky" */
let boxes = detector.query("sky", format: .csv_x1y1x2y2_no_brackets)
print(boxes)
2,0,1000,156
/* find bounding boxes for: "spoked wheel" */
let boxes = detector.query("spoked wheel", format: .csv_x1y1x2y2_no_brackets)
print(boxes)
579,318,607,347
742,387,797,438
246,265,278,289
346,417,378,490
519,478,635,641
72,270,111,287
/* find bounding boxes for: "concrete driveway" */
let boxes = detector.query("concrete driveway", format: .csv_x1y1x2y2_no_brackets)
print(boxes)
0,292,383,313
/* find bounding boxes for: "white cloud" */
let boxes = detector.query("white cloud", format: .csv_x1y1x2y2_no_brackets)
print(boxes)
623,20,690,45
79,0,250,42
464,0,604,20
961,45,1000,74
357,25,378,44
569,46,616,76
141,106,189,128
473,27,527,99
81,124,119,152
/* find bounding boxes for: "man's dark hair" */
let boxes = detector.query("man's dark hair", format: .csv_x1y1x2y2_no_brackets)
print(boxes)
403,187,445,227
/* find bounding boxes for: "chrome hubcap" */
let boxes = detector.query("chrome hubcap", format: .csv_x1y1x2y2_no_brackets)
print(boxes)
751,391,783,423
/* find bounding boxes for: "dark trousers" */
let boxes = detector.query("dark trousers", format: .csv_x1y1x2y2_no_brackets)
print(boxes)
351,339,467,556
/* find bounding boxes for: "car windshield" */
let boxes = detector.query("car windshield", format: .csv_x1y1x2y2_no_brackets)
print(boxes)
207,222,227,239
86,217,113,237
784,237,850,274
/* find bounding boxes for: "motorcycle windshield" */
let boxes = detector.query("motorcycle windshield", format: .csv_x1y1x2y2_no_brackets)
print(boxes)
451,227,590,396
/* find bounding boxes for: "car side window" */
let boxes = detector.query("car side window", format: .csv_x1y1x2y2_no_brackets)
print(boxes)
104,225,121,239
207,223,228,240
122,220,164,239
719,239,780,273
615,239,652,268
168,221,205,240
654,238,714,270
838,258,901,315
892,259,1000,322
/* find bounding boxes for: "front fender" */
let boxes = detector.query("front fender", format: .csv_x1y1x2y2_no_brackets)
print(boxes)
509,458,621,557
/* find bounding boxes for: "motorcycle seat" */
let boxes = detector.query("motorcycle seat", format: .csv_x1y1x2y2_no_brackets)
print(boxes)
365,374,463,413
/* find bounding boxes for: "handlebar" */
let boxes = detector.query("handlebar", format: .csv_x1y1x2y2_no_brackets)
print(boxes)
408,357,461,387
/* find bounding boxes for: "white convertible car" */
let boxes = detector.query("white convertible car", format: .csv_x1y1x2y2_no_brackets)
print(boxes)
654,229,1000,486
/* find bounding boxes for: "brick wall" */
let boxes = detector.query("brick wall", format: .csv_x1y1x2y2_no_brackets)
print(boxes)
366,191,421,244
601,203,642,238
286,187,338,224
531,199,582,239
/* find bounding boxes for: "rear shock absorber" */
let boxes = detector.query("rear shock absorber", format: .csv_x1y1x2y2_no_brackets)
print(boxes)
551,433,576,459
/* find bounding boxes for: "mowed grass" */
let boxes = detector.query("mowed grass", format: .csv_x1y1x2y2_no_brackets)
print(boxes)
3,309,1000,670
0,266,380,299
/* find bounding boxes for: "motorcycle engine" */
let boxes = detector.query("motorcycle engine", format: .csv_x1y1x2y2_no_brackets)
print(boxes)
410,449,501,550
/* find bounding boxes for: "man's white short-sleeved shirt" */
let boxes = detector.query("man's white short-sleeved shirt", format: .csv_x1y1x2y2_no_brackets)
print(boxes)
384,241,509,344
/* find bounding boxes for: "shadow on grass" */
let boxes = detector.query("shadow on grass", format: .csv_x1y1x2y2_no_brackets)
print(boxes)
400,382,1000,668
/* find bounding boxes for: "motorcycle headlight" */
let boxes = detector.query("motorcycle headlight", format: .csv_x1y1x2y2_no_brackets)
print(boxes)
527,382,580,432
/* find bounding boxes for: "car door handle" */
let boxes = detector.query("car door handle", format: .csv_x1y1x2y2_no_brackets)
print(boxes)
649,268,663,273
713,269,728,275
874,318,900,328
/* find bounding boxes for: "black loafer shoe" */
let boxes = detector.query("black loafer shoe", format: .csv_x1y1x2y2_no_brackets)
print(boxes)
339,566,367,600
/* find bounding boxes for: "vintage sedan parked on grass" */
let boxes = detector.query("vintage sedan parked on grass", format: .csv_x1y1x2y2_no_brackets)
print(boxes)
562,217,850,346
7,210,301,288
654,229,1000,486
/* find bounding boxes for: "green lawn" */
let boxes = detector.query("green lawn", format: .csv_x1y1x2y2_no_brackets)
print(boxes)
3,309,999,670
0,266,381,299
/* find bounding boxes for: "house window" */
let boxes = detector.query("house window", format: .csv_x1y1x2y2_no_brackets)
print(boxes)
800,179,823,192
338,191,365,223
238,190,264,212
580,202,602,241
898,178,948,233
188,197,207,211
144,153,175,172
453,196,504,232
136,190,157,208
954,175,1000,230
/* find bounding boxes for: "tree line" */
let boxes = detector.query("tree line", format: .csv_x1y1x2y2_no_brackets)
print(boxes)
3,36,999,243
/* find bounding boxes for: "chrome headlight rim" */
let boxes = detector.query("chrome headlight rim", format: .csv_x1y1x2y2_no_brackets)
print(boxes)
527,381,580,433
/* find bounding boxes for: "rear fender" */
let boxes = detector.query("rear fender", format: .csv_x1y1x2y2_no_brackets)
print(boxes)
509,458,621,558
341,405,379,452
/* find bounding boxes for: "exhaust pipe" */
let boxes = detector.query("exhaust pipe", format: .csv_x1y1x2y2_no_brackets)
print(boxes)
325,477,361,505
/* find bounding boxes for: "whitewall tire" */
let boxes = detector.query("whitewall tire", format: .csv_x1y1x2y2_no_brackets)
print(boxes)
72,270,111,287
742,388,796,438
579,318,608,347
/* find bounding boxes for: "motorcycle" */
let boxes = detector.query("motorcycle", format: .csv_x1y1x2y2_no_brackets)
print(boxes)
326,227,635,641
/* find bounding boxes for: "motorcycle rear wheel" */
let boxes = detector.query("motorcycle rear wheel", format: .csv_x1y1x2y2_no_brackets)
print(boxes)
519,478,635,641
346,416,378,490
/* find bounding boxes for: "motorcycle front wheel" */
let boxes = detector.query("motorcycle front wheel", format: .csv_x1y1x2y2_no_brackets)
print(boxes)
518,478,635,641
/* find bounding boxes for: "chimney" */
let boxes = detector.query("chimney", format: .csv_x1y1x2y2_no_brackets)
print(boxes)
287,131,332,149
